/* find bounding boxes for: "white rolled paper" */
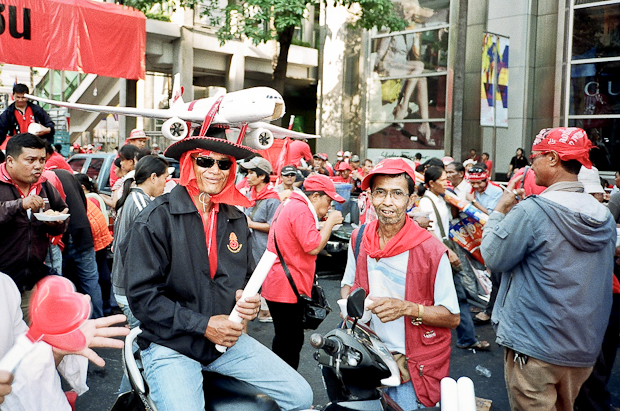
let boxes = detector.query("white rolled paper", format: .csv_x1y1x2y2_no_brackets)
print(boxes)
440,377,459,411
456,376,476,411
216,250,278,352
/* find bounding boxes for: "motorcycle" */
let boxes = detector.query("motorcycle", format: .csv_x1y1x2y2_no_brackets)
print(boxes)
310,288,442,411
110,327,279,411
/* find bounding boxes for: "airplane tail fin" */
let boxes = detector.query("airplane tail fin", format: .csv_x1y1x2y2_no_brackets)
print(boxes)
169,73,185,108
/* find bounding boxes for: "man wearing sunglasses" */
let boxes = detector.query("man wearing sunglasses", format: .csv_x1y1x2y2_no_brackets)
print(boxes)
481,127,615,411
123,129,312,411
465,166,502,214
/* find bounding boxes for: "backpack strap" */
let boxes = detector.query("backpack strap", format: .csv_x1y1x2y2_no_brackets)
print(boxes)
351,224,367,261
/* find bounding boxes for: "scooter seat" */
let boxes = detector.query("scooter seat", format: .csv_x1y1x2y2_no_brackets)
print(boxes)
203,371,280,411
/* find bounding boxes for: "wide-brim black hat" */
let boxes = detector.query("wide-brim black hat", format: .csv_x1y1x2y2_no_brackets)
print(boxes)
164,128,256,160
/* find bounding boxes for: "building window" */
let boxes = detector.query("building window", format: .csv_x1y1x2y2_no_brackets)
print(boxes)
566,1,620,172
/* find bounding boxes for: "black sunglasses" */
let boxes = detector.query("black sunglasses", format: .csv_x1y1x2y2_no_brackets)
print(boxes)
193,156,233,170
281,172,296,177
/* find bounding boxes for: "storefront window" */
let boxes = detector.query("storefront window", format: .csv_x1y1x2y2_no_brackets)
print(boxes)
572,4,620,60
567,1,620,172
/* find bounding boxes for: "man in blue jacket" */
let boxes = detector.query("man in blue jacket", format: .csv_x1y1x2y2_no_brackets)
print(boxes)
481,127,616,410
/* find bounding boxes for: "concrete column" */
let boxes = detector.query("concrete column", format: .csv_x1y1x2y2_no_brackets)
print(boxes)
172,8,194,101
118,79,137,145
226,50,245,92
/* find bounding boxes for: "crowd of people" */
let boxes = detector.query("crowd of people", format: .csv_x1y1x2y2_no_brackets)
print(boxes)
0,84,617,411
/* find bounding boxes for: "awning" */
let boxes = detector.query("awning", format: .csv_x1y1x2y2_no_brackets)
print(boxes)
0,0,146,80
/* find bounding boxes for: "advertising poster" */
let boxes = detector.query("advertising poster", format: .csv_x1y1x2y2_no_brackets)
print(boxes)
480,33,509,127
366,0,450,151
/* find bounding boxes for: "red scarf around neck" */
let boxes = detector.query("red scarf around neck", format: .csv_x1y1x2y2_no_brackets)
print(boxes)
250,182,280,205
363,217,433,260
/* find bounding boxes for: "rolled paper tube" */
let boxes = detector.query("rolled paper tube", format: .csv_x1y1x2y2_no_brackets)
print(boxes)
440,377,459,411
216,250,278,353
457,377,476,411
444,192,488,225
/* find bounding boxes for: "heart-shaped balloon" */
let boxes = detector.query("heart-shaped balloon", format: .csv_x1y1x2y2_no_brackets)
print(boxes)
27,276,91,351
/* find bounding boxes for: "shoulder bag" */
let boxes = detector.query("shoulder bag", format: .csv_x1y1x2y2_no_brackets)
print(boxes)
273,229,331,330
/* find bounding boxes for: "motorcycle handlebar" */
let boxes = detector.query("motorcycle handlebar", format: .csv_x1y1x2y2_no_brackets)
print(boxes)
310,334,342,355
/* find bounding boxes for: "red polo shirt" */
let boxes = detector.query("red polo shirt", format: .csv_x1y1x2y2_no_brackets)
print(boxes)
288,140,313,167
262,192,322,303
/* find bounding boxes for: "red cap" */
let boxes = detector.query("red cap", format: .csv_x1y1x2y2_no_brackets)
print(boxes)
361,158,416,190
304,174,346,203
532,127,593,169
336,161,352,171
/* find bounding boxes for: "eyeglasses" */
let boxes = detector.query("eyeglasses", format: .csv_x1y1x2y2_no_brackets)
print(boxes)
529,152,548,161
193,156,233,170
281,173,296,177
371,188,409,201
468,167,486,174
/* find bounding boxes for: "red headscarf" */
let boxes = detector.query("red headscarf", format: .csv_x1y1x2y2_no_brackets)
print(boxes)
532,127,593,169
179,149,251,277
362,217,434,260
466,168,488,182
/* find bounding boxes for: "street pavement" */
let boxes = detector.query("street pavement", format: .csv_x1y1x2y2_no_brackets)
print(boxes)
74,275,619,411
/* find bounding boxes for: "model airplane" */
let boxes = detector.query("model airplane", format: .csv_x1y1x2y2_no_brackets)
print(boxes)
25,74,319,150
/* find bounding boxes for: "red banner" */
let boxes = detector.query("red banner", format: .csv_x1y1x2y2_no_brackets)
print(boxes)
0,0,146,79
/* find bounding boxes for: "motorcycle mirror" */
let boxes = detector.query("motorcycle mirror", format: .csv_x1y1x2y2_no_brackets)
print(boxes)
347,288,366,319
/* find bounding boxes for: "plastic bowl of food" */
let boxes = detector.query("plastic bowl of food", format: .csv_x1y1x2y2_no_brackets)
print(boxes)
34,211,70,222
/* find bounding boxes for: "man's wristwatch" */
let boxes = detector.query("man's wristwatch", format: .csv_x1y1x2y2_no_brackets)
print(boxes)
411,304,424,326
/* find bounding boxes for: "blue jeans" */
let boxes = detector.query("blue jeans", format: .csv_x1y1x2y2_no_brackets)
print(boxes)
384,381,423,409
115,294,140,395
63,238,104,319
140,334,313,411
454,274,477,347
44,244,63,276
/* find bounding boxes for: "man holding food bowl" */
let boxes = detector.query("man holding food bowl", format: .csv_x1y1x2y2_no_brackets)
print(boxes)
0,133,68,302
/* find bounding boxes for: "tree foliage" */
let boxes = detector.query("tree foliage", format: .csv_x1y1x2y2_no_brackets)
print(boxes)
119,0,407,92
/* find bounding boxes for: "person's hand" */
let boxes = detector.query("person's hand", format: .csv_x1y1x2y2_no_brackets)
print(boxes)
414,215,431,229
447,248,461,269
494,179,525,215
22,195,45,211
43,208,69,227
234,290,261,322
204,315,244,347
326,210,343,226
34,127,51,137
53,314,129,367
0,370,13,405
366,297,409,323
465,192,475,202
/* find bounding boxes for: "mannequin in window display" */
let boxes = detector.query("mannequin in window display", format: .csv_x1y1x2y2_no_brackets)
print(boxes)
374,0,436,143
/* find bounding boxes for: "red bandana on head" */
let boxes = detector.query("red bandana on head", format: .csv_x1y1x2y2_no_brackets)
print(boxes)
532,127,593,169
466,169,488,181
179,149,251,277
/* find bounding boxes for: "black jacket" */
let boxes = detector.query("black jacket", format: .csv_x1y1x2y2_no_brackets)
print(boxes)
52,169,94,253
0,101,55,145
0,178,68,291
125,185,254,364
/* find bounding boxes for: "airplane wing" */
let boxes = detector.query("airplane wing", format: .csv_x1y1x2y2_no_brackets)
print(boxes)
250,122,320,139
24,93,182,120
